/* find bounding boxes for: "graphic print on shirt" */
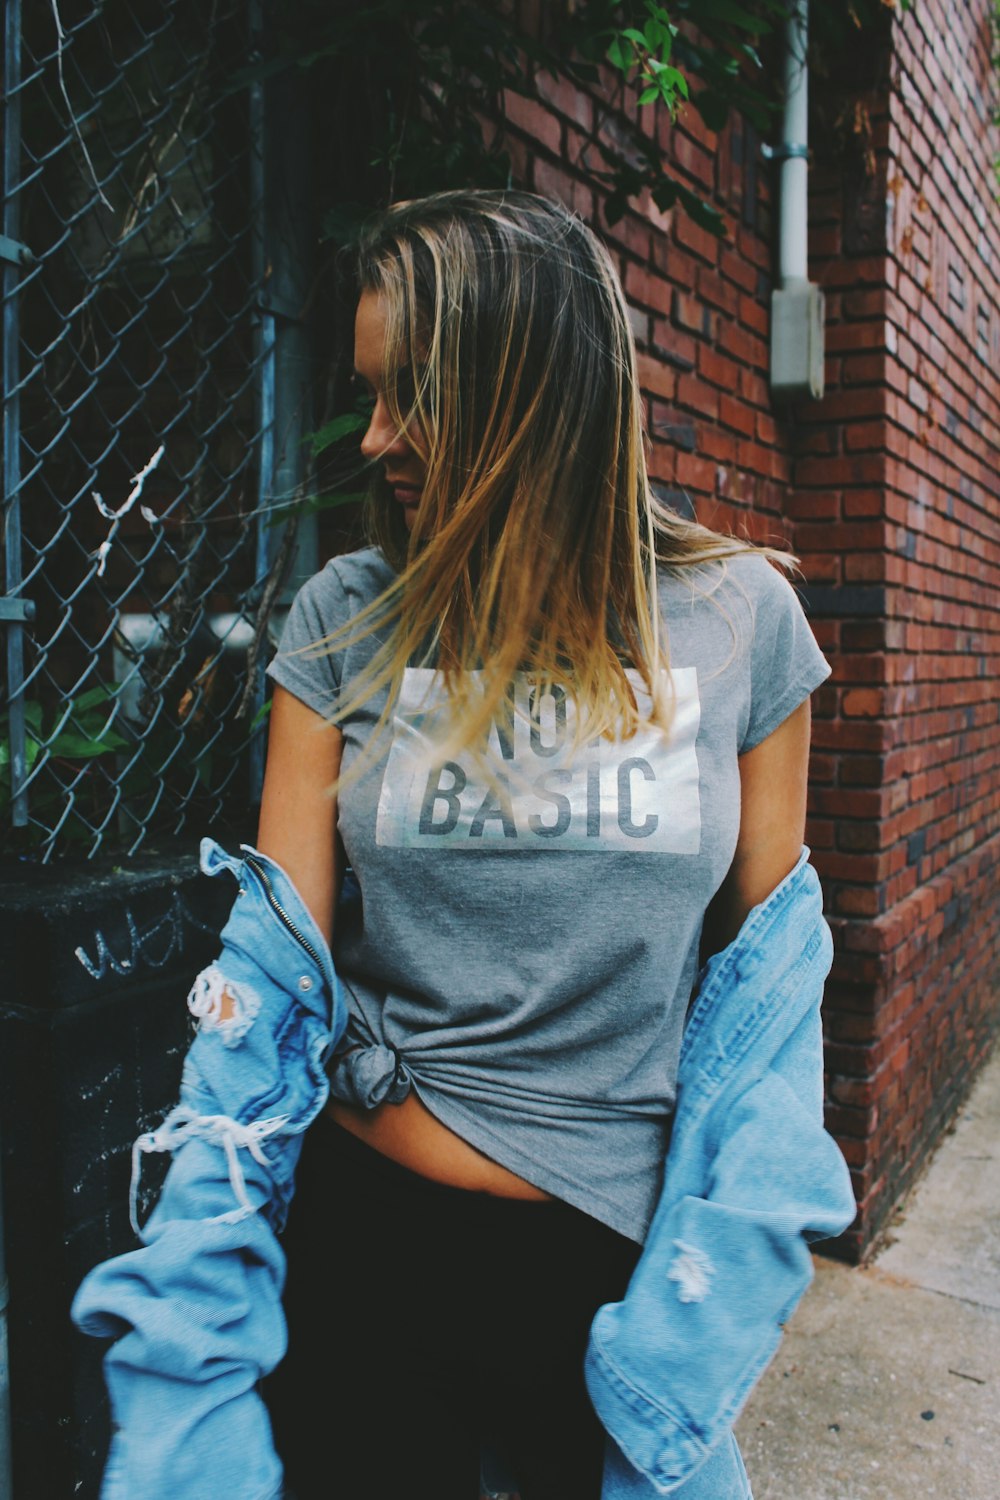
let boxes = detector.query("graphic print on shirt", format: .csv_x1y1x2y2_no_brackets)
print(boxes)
375,667,702,853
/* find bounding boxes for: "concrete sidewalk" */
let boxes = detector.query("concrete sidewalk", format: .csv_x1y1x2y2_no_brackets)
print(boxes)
735,1043,1000,1500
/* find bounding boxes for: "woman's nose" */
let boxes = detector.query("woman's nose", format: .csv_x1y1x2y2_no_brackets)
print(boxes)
359,399,407,463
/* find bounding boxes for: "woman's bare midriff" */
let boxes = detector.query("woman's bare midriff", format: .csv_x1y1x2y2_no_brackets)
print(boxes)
326,1093,555,1200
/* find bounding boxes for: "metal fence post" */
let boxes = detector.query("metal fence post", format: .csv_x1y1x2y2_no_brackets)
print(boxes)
248,0,316,800
2,0,30,831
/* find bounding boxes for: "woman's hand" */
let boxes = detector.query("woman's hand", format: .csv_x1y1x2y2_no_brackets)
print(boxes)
703,697,813,958
256,685,344,947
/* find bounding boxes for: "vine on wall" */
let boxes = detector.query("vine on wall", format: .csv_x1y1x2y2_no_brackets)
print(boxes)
249,0,902,533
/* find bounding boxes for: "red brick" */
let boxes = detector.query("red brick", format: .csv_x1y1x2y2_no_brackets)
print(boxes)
795,456,887,488
842,352,888,385
696,267,740,318
812,787,888,820
811,387,888,422
635,352,676,400
670,128,715,193
604,212,653,262
675,374,720,420
719,394,755,437
533,71,593,133
834,887,883,917
739,294,769,336
650,319,697,370
675,453,716,493
843,489,885,517
532,157,594,219
673,211,720,267
787,488,841,520
848,555,890,585
673,291,714,338
795,520,885,551
503,90,562,156
717,319,766,368
719,246,757,296
845,420,886,451
698,425,738,465
827,321,888,354
692,344,738,394
621,262,665,315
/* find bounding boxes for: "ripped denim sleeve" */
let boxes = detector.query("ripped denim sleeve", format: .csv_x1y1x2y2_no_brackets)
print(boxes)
188,961,262,1046
71,841,346,1500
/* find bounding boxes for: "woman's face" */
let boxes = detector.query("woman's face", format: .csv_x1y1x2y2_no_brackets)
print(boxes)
354,288,427,531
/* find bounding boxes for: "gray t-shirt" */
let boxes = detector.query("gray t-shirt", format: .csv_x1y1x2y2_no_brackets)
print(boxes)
267,545,830,1241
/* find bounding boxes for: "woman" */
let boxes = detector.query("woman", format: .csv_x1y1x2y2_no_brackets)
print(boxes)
259,189,831,1500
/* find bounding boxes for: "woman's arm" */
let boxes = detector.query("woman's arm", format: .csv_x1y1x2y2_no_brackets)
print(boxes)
702,697,812,957
256,684,344,947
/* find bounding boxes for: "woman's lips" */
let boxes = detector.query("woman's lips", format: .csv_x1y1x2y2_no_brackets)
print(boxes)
389,484,421,507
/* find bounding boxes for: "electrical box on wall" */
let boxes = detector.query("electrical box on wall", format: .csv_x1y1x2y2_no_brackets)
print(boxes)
770,280,825,400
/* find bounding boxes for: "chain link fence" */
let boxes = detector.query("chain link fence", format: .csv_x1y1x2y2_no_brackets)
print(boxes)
1,0,311,860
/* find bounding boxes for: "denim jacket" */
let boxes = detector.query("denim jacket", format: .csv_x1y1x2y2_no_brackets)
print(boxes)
591,847,856,1497
73,840,346,1500
74,842,853,1500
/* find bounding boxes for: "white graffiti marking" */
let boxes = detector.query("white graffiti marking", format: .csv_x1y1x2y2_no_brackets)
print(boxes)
74,891,218,981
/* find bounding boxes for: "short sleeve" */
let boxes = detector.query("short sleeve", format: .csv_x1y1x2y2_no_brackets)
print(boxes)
265,564,348,720
740,560,831,753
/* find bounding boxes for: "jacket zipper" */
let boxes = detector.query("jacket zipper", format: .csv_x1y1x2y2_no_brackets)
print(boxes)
243,853,326,974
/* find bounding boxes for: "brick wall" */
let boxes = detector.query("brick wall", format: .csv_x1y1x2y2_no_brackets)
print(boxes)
500,60,794,550
814,0,1000,1256
464,6,1000,1258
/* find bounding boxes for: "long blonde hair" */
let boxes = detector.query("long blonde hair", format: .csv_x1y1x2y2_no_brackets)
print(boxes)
322,189,788,759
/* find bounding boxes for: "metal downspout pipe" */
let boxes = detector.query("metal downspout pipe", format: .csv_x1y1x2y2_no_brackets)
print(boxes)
768,0,825,400
779,0,809,286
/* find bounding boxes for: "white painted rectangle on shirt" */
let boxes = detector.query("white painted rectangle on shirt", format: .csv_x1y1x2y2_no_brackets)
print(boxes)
375,668,702,854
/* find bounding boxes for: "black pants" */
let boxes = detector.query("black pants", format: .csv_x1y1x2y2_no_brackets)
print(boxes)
265,1115,640,1500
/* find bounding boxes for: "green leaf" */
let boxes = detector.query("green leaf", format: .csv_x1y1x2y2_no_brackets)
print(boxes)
306,412,368,454
266,491,367,529
646,2,674,26
565,59,601,85
643,17,674,56
606,36,631,72
193,751,214,789
642,62,688,116
604,192,628,225
69,684,121,715
249,699,273,732
675,183,727,238
638,85,661,105
49,729,129,759
689,0,773,33
695,90,730,131
652,180,679,212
